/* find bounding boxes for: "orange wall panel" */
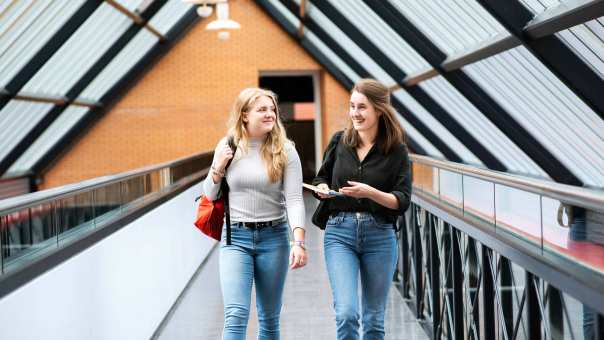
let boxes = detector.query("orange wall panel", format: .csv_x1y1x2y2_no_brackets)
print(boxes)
41,1,351,189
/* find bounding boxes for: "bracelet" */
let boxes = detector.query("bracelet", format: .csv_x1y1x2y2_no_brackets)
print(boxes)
291,240,306,250
211,165,225,177
211,169,224,178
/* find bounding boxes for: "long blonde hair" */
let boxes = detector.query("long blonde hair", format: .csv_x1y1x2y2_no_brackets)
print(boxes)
227,88,289,183
343,78,405,154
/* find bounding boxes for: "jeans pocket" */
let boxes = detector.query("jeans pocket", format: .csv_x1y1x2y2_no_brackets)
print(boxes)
371,218,394,230
326,216,334,227
376,223,394,230
369,214,394,230
271,223,288,233
326,215,340,228
221,224,238,242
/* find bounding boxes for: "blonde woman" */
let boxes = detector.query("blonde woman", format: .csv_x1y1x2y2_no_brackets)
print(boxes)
203,88,307,340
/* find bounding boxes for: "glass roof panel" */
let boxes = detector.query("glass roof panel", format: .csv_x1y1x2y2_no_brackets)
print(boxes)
0,0,86,88
305,31,359,85
0,100,54,163
330,0,431,75
114,0,149,13
521,0,604,79
269,0,300,27
304,1,396,87
387,0,509,56
147,0,193,35
79,29,159,102
293,1,481,162
463,46,604,187
519,0,561,13
299,2,481,162
392,89,483,166
267,0,443,157
19,3,133,97
556,18,604,80
396,115,444,158
8,106,89,174
419,75,548,178
302,42,442,155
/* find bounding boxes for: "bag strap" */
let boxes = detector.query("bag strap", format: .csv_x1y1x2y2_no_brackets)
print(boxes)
222,136,237,245
195,136,238,202
320,131,343,187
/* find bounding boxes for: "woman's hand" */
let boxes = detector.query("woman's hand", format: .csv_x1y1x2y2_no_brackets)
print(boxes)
339,181,376,199
289,245,307,269
215,143,234,170
341,181,400,210
317,183,334,199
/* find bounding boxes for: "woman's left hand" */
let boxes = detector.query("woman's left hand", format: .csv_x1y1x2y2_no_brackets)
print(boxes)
339,181,376,199
289,245,307,269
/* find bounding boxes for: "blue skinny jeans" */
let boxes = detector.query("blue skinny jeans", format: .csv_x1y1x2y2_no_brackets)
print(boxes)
219,222,290,340
324,212,398,340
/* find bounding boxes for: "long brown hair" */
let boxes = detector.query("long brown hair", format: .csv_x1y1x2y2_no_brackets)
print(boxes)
343,78,405,154
227,88,289,183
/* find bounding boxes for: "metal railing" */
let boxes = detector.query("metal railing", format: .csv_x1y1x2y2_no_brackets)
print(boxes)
0,152,213,278
398,155,604,339
411,154,604,212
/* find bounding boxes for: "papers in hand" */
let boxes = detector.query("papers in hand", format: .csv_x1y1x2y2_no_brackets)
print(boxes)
302,183,343,197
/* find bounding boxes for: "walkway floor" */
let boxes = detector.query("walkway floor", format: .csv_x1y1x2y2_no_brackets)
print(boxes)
154,196,428,339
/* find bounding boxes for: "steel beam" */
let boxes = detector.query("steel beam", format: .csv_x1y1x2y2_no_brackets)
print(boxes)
525,0,604,39
30,5,198,175
310,0,499,165
365,0,582,185
1,1,103,109
256,0,429,155
478,0,604,120
0,1,170,176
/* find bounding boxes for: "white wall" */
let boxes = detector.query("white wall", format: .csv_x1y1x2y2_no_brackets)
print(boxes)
0,183,215,340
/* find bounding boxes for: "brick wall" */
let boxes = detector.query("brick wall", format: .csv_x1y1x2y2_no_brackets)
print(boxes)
40,1,351,189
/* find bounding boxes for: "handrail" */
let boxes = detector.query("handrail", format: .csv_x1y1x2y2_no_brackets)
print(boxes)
410,154,604,212
0,151,213,216
404,155,604,330
0,150,214,295
0,172,32,183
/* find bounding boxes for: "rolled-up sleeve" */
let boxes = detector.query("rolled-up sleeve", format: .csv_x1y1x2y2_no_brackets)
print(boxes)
391,146,412,213
283,143,305,230
202,138,227,201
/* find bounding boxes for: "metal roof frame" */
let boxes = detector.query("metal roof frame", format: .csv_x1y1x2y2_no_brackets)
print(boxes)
478,0,604,120
0,1,170,176
309,0,531,169
524,0,604,39
0,0,102,111
256,0,428,155
365,0,582,186
285,0,470,163
30,6,200,175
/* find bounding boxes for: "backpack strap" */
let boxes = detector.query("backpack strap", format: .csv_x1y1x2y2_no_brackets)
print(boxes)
222,136,237,245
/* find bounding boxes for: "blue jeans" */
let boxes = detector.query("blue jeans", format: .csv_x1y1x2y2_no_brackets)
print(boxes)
219,222,290,340
324,212,398,340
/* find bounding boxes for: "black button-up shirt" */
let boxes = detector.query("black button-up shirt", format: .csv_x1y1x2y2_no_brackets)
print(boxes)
312,131,412,221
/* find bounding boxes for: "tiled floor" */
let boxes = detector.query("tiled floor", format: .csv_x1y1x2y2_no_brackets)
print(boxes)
154,196,428,339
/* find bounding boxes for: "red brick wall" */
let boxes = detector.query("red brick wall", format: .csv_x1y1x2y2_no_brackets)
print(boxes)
41,1,351,189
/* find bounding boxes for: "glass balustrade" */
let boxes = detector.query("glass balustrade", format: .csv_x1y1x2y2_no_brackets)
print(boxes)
410,156,604,278
0,152,212,276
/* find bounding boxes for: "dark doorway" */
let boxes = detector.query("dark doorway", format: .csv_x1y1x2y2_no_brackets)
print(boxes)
260,75,316,181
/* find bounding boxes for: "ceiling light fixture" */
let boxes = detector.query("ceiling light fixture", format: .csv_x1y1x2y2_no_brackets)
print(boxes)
196,4,212,18
182,0,241,40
